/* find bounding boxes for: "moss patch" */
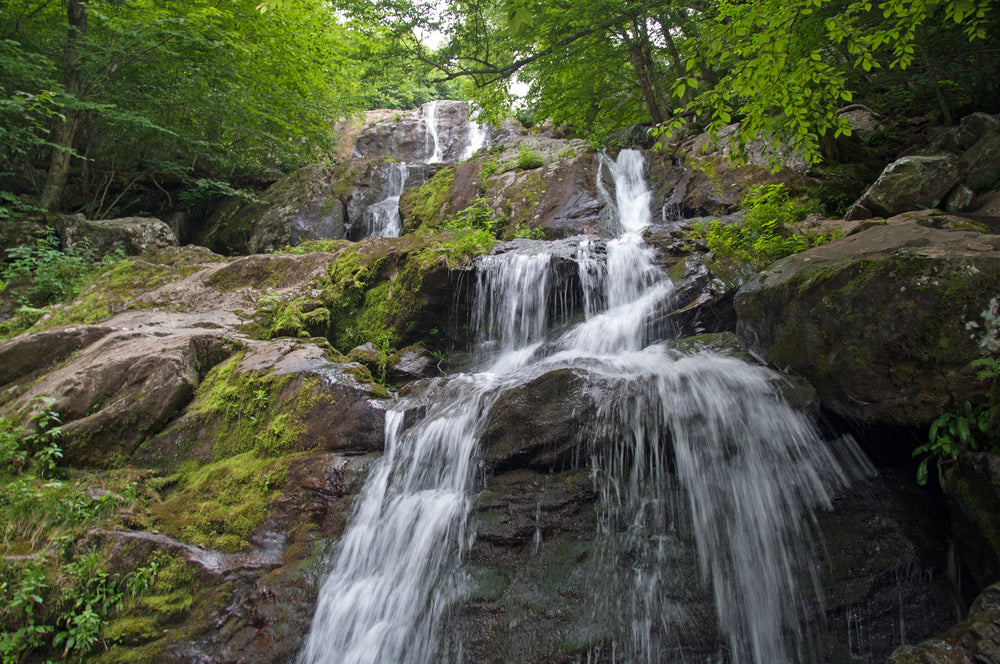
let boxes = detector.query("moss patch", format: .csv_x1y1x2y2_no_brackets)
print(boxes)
149,452,290,552
399,166,456,231
250,232,492,356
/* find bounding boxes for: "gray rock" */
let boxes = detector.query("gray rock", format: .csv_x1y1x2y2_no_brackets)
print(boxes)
199,165,345,255
59,214,178,256
859,155,960,217
735,216,1000,426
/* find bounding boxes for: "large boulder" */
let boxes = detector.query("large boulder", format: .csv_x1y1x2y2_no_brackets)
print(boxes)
854,155,960,218
199,165,346,254
1,327,238,466
58,214,178,255
735,214,1000,426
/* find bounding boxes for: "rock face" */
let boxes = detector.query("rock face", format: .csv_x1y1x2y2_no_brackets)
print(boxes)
199,165,346,254
400,136,607,239
354,100,482,164
849,112,1000,219
735,214,1000,426
887,582,1000,664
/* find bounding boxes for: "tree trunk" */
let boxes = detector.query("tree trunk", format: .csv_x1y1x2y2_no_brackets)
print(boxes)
40,0,87,212
627,25,666,125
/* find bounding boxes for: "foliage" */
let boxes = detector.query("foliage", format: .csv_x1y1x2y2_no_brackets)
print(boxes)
442,198,503,236
914,357,1000,488
0,404,161,663
1,230,121,309
664,0,999,165
0,0,463,216
690,184,830,269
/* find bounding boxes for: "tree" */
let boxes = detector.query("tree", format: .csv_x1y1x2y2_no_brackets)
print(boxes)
1,0,367,215
666,0,1000,163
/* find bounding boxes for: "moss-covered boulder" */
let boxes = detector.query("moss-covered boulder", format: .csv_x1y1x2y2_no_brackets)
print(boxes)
199,165,346,255
734,213,1000,426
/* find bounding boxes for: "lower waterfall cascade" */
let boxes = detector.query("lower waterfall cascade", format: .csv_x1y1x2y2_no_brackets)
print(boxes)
297,149,925,664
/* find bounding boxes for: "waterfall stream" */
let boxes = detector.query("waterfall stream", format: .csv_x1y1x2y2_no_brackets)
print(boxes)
299,149,867,663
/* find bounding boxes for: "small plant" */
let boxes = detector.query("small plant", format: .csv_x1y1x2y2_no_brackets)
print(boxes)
443,199,502,237
515,145,544,170
913,357,1000,488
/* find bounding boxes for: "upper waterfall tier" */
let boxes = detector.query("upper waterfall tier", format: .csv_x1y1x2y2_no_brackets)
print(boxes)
353,100,490,165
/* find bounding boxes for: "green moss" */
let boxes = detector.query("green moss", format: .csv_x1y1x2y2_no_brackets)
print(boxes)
400,167,456,231
186,352,318,460
149,452,290,552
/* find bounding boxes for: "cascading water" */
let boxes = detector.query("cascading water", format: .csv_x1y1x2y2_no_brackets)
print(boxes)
299,148,867,663
423,100,444,164
357,162,409,238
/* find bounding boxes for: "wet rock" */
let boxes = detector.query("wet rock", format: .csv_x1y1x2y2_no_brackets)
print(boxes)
58,214,178,256
945,452,1000,588
354,100,480,164
887,582,1000,664
479,368,596,472
814,471,961,663
387,344,439,383
735,216,1000,427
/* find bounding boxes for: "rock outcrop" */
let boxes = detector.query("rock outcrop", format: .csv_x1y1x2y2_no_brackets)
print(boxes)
735,213,1000,426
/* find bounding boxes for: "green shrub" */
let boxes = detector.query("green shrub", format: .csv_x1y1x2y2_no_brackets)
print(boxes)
1,229,123,309
515,145,544,170
443,198,503,236
913,357,1000,488
692,183,831,269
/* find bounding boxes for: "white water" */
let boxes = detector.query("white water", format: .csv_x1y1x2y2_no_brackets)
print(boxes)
359,162,409,238
460,116,488,161
299,149,862,664
423,100,444,164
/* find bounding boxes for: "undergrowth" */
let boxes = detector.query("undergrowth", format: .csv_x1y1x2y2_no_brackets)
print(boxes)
914,357,1000,488
690,184,836,273
0,230,128,337
0,400,162,663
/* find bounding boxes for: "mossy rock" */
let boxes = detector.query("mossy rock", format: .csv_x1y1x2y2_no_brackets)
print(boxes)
735,217,1000,426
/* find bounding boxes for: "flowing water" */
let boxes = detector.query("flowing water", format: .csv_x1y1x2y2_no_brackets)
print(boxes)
357,162,409,238
299,149,865,663
423,100,444,164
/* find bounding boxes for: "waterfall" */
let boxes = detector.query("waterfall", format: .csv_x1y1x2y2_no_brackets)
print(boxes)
358,162,409,238
460,116,488,161
352,102,490,240
300,148,864,664
423,100,443,164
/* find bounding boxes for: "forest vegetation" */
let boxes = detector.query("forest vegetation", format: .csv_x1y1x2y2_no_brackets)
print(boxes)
1,0,997,222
